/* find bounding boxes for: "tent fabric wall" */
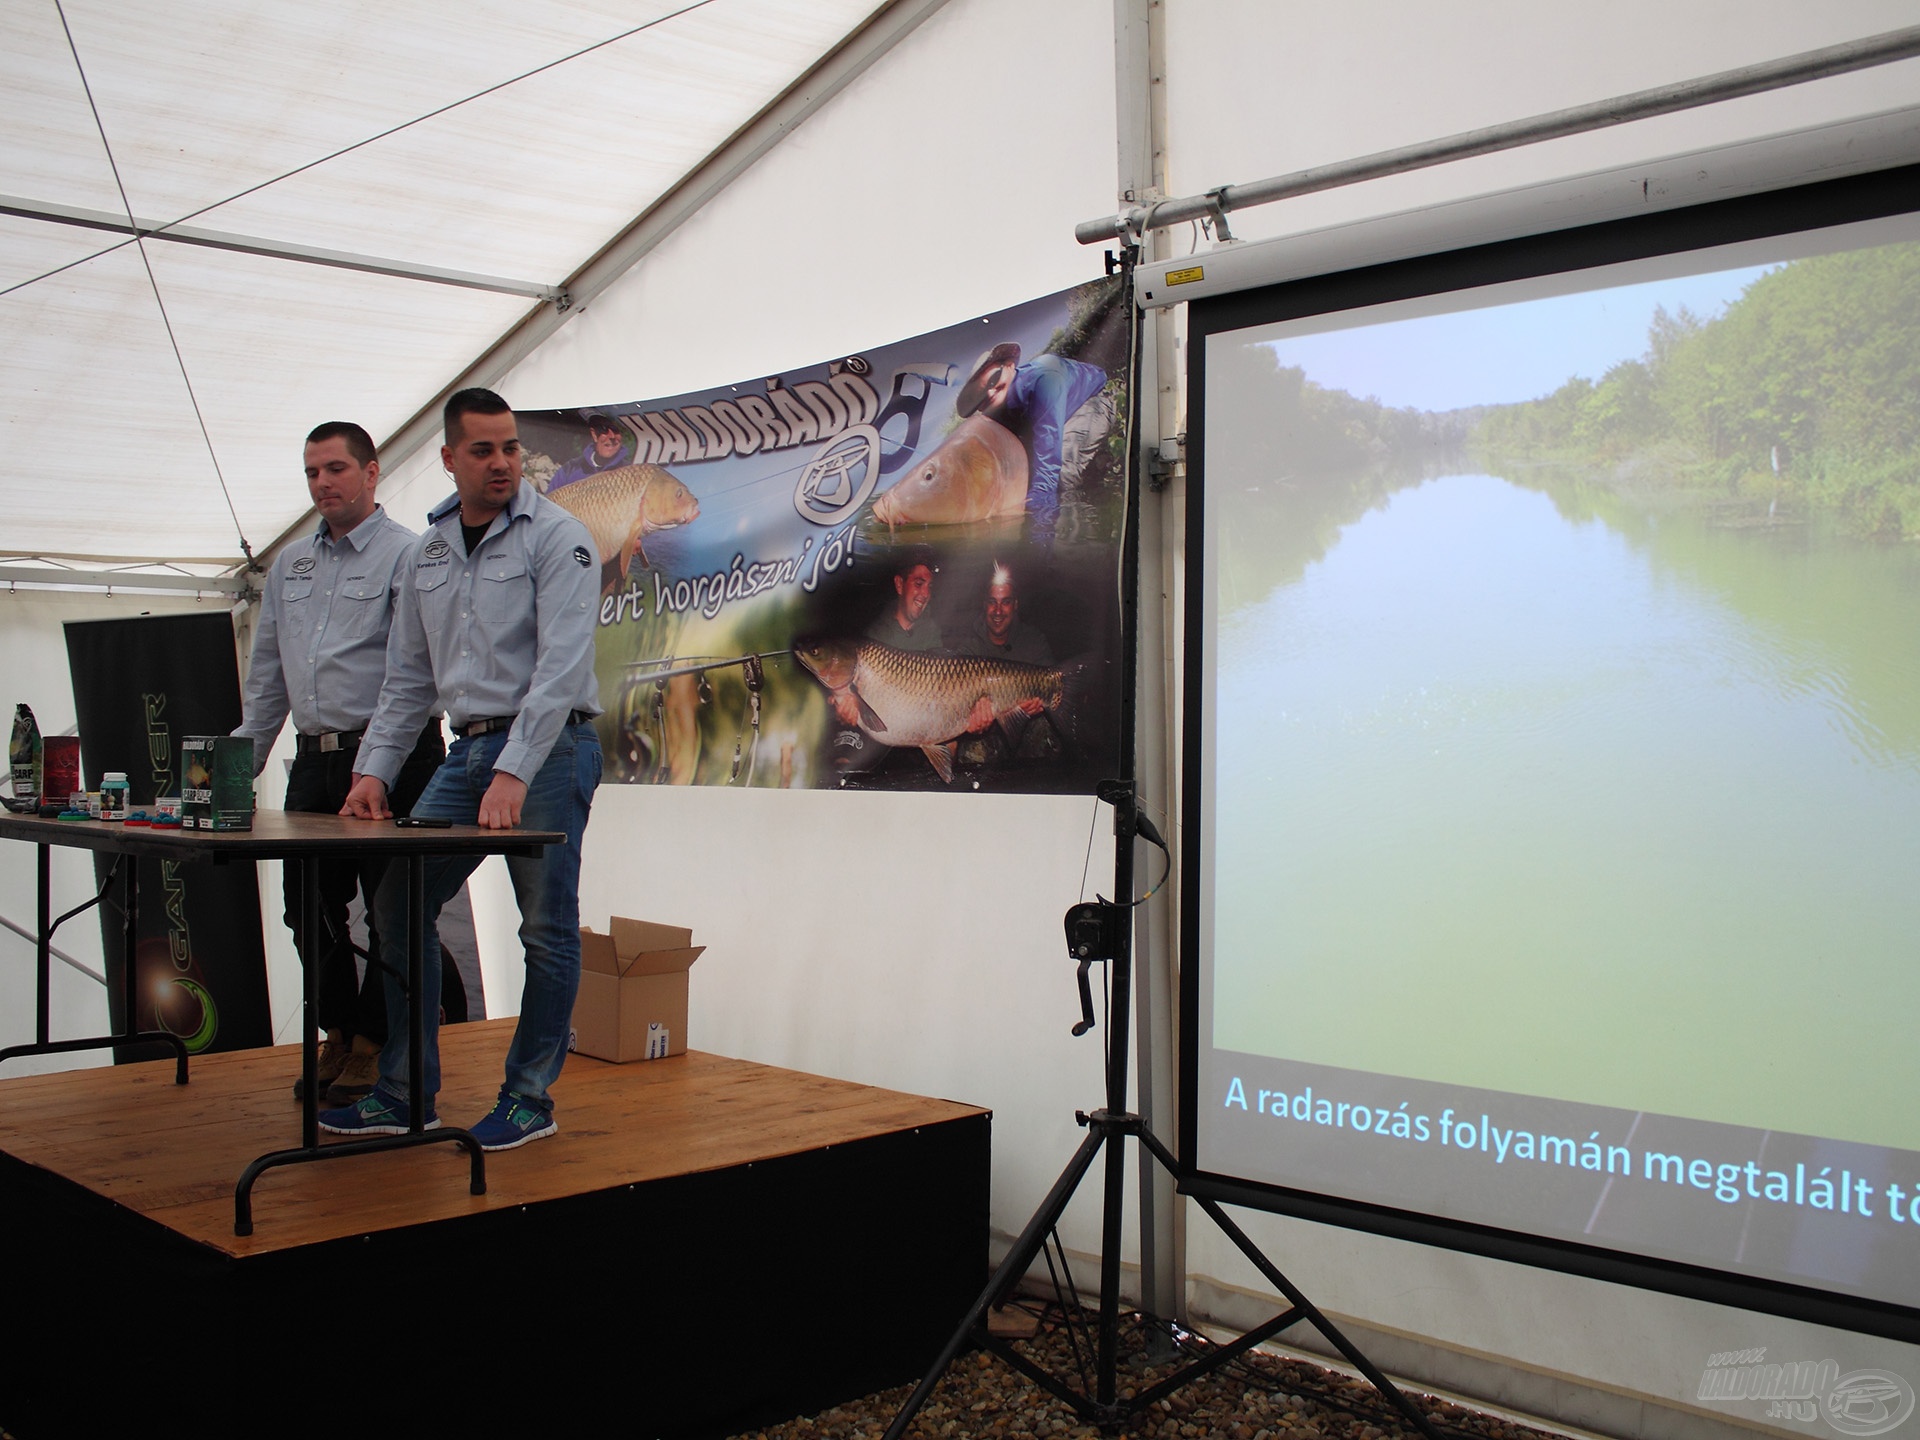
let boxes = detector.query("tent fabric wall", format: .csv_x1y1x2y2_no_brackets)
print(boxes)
7,1,1920,1436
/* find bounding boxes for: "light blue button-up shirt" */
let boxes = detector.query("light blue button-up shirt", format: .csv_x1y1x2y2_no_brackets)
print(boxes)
356,480,601,789
233,506,418,775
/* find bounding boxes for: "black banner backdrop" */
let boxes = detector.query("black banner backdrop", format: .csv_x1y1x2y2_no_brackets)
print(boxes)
65,612,271,1057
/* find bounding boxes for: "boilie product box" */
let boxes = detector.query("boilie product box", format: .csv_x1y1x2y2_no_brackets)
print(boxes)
180,736,253,830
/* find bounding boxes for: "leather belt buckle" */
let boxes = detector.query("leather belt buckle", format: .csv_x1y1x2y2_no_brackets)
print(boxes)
299,728,364,756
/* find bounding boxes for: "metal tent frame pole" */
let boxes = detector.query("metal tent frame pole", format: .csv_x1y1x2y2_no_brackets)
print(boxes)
1077,22,1920,246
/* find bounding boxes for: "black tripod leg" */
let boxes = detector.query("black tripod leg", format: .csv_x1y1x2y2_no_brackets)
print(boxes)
882,1128,1108,1440
1195,1195,1446,1440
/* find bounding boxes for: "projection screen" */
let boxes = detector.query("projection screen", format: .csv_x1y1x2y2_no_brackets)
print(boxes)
1181,163,1920,1335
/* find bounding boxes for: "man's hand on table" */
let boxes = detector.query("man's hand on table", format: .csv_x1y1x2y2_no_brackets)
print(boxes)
340,775,390,820
478,773,527,829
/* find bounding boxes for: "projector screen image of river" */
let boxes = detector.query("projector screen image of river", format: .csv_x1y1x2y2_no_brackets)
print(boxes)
1186,186,1920,1320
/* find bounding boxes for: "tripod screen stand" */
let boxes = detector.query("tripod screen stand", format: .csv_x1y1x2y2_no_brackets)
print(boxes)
881,783,1448,1440
882,262,1448,1440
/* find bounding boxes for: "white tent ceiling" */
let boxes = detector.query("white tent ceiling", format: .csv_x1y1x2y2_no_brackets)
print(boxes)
0,0,890,567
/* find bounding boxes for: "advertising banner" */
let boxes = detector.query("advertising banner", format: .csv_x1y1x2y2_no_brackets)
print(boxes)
519,277,1131,793
65,612,271,1056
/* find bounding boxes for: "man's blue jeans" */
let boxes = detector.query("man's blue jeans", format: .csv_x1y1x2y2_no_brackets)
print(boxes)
372,720,601,1111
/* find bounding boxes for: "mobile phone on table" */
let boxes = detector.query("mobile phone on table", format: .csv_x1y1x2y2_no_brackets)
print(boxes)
394,817,452,828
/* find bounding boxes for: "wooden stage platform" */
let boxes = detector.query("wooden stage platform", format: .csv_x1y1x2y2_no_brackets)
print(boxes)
0,1019,990,1438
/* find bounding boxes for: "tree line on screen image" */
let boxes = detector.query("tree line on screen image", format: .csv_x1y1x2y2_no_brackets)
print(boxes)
1225,239,1920,558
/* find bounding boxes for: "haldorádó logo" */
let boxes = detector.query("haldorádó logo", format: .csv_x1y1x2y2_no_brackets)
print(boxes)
423,538,451,560
1700,1355,1914,1435
1827,1372,1916,1437
573,545,592,567
793,425,879,526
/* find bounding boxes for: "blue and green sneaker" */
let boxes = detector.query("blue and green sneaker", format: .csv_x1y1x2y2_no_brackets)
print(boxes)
469,1091,557,1151
318,1082,438,1136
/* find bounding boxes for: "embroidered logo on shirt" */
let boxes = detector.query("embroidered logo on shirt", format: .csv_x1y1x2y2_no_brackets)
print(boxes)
290,556,316,575
422,538,451,561
573,545,592,568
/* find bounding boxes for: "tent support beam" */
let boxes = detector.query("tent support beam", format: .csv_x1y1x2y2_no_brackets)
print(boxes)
0,195,565,304
1077,22,1920,245
1113,0,1184,1334
297,0,950,560
0,564,246,597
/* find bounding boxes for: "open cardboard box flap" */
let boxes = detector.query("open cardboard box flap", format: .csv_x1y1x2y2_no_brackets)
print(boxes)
581,918,704,979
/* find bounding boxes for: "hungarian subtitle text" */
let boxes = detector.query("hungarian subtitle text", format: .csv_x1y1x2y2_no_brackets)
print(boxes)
1221,1076,1920,1223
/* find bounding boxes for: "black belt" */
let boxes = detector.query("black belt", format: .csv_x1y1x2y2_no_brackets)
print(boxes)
295,728,365,755
460,711,595,738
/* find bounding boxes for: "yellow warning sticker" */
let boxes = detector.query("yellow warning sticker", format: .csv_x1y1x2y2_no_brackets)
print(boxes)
1165,266,1205,286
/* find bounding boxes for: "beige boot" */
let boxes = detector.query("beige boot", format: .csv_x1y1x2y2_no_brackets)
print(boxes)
293,1031,350,1102
324,1034,382,1107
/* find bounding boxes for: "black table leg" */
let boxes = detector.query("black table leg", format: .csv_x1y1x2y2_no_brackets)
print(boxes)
234,850,484,1237
301,854,320,1149
0,845,187,1081
409,853,425,1131
36,843,49,1046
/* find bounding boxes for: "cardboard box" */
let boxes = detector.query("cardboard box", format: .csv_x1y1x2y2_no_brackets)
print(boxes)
568,917,704,1062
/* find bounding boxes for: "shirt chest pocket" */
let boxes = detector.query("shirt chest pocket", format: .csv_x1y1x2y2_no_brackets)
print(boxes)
337,578,387,640
413,566,451,633
474,556,530,623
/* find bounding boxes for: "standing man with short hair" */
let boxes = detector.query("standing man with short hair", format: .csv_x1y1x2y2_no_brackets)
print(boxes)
234,422,447,1107
325,388,603,1151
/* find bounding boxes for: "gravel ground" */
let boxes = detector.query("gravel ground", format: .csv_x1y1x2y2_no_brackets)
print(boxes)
727,1299,1571,1440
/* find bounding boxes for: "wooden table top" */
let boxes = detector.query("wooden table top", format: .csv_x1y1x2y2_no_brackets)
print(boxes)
0,808,563,861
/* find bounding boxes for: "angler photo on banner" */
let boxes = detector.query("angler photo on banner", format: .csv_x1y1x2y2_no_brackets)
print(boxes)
516,277,1131,794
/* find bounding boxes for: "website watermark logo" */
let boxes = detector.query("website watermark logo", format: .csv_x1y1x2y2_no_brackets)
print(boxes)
1699,1351,1914,1435
1828,1373,1917,1437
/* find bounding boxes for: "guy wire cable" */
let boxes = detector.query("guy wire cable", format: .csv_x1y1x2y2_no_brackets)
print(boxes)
54,0,253,563
6,0,720,300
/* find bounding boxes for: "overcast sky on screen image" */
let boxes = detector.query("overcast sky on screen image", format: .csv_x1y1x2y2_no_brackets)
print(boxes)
1263,264,1771,411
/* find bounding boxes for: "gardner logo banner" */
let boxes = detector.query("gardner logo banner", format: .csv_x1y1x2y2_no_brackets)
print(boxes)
516,277,1130,794
64,612,272,1058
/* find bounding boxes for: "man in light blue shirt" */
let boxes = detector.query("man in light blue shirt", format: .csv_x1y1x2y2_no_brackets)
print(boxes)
233,421,447,1107
324,388,603,1151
